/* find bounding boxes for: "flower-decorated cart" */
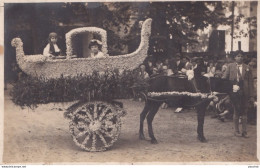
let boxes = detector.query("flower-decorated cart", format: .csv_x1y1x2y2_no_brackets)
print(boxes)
11,18,152,152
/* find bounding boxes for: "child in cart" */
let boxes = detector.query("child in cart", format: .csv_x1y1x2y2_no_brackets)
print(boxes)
43,32,61,58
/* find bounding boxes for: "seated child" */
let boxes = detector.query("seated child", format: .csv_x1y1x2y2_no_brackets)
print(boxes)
43,32,61,57
89,39,105,58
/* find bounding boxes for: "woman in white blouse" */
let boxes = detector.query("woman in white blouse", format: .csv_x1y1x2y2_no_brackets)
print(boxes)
206,61,216,77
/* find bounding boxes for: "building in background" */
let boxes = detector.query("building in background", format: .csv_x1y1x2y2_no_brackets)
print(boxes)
222,1,257,53
184,1,257,56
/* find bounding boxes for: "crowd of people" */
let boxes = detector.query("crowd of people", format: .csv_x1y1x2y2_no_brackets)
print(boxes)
139,53,257,81
132,51,257,133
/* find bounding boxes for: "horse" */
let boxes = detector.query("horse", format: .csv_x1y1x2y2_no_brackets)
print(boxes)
139,75,233,144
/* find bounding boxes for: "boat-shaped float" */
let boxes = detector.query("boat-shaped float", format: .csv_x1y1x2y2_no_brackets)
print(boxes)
11,18,152,79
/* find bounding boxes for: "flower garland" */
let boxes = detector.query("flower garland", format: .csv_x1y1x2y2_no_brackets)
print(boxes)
147,91,218,100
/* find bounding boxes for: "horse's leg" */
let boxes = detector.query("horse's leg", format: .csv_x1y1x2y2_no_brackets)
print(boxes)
196,101,208,142
139,101,151,140
147,102,161,144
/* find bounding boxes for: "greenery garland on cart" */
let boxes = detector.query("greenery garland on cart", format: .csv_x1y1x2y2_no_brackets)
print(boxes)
10,69,140,108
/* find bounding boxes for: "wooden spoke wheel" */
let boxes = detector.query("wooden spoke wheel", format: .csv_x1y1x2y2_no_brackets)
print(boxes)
69,101,122,152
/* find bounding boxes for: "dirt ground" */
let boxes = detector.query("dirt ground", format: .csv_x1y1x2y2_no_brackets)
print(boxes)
2,87,259,164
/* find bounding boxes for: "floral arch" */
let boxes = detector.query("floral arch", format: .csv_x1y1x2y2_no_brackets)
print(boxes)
65,27,108,57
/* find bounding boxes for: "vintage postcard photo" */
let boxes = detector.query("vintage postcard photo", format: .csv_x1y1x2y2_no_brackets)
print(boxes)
2,1,259,164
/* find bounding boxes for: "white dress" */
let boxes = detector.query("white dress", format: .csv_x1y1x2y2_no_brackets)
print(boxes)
90,51,105,58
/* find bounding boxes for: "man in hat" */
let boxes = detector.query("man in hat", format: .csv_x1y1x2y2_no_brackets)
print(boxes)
89,39,105,58
222,50,254,138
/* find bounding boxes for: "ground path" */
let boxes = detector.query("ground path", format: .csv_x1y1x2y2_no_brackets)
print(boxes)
3,88,258,163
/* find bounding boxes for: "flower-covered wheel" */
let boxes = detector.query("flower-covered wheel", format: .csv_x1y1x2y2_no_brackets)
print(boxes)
69,101,122,152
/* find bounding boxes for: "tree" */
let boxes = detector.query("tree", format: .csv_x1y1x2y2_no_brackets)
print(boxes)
109,1,257,57
131,2,229,55
97,2,230,57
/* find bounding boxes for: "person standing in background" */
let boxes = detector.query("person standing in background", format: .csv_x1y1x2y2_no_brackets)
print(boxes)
175,53,184,71
168,55,178,75
247,58,257,125
206,61,216,77
204,55,209,67
145,59,154,76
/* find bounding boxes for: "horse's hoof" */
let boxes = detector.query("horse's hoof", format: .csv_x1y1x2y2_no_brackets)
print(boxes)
151,139,158,144
197,136,207,143
139,134,145,140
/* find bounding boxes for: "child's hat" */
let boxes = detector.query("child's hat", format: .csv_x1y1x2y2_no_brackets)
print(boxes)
89,39,102,49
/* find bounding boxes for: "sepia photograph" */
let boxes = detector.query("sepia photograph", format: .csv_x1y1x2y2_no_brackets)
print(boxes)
2,1,259,164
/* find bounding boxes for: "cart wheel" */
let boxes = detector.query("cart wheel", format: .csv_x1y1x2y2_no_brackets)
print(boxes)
69,101,122,152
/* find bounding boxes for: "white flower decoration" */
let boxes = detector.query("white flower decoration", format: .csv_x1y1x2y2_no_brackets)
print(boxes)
148,91,218,100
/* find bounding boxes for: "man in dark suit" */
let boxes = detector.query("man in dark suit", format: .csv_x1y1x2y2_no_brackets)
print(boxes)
203,55,209,67
194,57,207,77
193,57,207,92
175,53,184,71
167,54,179,74
222,50,254,138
